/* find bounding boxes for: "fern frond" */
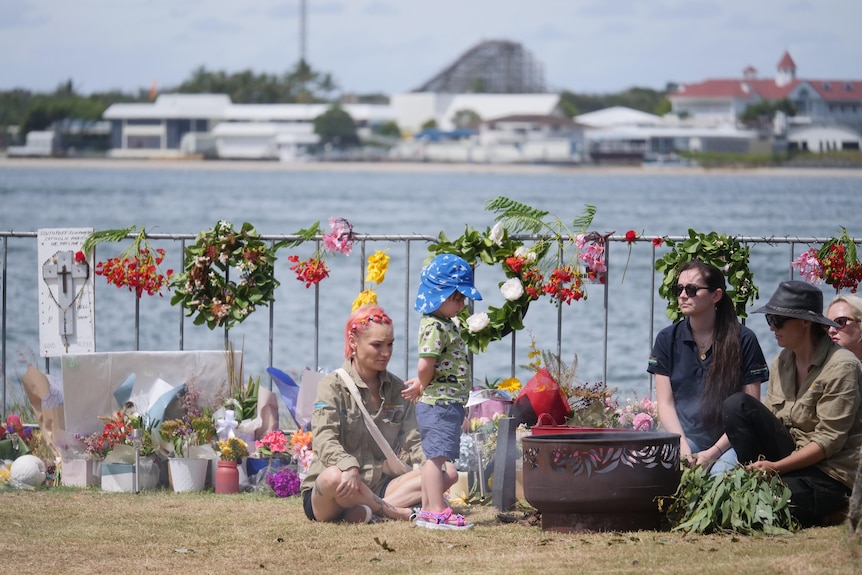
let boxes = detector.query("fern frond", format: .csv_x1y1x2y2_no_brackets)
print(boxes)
81,226,137,254
571,204,597,234
483,196,549,234
274,221,322,249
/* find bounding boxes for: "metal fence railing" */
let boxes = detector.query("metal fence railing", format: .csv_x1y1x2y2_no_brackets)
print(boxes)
1,230,845,419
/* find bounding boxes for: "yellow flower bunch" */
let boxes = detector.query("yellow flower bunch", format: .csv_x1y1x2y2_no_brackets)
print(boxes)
218,437,247,462
498,377,522,395
352,250,390,311
365,250,390,284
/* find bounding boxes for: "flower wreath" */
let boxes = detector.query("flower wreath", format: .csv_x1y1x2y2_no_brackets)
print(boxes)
654,228,758,321
170,220,279,330
428,224,549,354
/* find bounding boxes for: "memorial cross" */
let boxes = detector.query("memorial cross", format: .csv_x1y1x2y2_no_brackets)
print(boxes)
42,250,90,350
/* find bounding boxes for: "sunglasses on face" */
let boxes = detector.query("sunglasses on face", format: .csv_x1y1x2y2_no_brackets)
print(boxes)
765,314,793,329
830,316,856,329
671,284,710,298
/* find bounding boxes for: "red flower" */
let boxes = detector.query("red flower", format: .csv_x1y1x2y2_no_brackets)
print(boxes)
75,250,86,263
625,230,638,244
289,255,330,287
504,256,526,274
652,237,664,247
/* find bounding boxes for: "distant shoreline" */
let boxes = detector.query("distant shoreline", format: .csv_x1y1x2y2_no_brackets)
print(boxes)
2,157,862,178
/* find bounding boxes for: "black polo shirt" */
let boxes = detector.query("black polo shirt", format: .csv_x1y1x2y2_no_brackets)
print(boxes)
647,318,768,448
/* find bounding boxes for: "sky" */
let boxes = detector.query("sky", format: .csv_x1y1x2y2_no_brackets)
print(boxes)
2,0,861,97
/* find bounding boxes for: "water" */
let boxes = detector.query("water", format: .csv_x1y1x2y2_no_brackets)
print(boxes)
2,162,861,403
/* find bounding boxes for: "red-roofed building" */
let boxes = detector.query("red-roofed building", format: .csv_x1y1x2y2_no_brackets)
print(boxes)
669,51,862,150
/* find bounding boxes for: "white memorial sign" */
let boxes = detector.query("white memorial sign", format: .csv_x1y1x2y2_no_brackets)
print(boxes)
38,228,95,356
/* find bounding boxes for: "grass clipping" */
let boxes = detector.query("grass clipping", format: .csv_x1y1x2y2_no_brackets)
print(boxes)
657,463,801,535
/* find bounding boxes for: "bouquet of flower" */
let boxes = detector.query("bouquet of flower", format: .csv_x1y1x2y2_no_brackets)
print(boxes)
615,397,659,431
218,437,247,462
0,414,35,460
76,406,157,460
290,429,314,474
477,377,521,401
82,226,173,298
267,466,301,497
255,430,289,458
792,228,862,292
285,217,355,288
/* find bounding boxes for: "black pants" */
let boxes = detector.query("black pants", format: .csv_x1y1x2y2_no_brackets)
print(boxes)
723,391,851,526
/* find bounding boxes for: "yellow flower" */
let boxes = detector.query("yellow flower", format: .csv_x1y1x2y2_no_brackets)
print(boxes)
218,437,247,462
365,250,390,284
351,289,378,311
0,467,9,485
498,377,521,394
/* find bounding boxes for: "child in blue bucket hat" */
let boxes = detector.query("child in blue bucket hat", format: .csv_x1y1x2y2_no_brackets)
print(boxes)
402,254,481,530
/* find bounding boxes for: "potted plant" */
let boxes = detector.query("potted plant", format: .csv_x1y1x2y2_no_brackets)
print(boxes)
248,430,291,482
215,437,247,494
160,418,209,493
94,407,161,492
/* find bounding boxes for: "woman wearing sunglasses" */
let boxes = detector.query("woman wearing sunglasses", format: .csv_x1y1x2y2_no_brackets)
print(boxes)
826,295,862,360
723,280,862,526
648,261,769,474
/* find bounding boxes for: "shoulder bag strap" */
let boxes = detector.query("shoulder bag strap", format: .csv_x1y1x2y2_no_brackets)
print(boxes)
336,368,411,474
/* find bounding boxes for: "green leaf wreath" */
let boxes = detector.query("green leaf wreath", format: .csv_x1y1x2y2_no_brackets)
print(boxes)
429,224,548,354
426,197,597,354
654,229,758,321
170,220,279,330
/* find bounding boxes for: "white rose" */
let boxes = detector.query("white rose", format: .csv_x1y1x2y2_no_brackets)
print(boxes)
489,222,504,246
500,278,524,301
465,312,490,332
514,246,536,264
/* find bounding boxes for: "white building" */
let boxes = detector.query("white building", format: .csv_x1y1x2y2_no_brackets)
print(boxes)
102,94,394,161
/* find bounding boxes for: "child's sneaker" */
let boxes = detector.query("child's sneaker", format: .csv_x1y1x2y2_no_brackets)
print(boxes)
415,507,473,530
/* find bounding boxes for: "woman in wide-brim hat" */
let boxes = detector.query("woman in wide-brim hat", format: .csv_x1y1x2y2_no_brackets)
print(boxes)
723,280,862,527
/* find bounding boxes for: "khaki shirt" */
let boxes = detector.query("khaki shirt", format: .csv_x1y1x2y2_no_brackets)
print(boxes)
767,337,862,487
300,361,425,495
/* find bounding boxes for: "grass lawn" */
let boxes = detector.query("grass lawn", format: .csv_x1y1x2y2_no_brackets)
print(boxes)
1,489,860,575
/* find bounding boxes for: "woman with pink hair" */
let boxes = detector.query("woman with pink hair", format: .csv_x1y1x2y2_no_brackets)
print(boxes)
299,304,455,523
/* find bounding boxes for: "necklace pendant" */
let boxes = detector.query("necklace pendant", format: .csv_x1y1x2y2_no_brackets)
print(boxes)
700,352,707,361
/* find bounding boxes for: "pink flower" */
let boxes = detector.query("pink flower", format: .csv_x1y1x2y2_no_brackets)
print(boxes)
632,412,654,431
791,248,823,285
256,430,288,454
322,217,354,255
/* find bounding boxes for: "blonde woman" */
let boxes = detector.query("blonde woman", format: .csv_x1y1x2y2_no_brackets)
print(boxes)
826,294,862,360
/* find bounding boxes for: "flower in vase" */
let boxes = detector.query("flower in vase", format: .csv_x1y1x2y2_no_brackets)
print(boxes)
218,437,247,462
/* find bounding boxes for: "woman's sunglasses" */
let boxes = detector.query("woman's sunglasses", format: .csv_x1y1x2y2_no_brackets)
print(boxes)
830,316,856,329
671,284,710,298
765,314,793,329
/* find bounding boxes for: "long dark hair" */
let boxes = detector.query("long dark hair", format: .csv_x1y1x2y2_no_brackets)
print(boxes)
679,261,742,432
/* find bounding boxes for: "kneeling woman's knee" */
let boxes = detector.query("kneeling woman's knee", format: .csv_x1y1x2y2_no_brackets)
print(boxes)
723,391,755,420
316,466,345,492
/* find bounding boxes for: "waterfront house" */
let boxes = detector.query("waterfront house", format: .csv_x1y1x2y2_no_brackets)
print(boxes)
669,51,862,152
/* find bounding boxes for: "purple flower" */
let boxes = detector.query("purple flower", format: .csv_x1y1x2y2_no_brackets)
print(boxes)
267,468,301,497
